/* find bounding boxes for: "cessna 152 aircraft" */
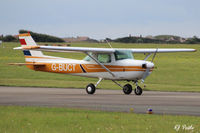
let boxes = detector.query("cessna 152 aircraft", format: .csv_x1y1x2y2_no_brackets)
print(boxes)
12,33,196,95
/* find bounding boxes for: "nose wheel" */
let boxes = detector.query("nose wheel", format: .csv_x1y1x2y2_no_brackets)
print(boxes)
134,86,143,95
134,81,143,95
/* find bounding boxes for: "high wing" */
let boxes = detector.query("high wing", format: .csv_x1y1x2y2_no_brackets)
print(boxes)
14,46,196,53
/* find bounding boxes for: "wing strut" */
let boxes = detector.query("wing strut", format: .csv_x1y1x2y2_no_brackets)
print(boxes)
151,48,158,62
85,52,115,77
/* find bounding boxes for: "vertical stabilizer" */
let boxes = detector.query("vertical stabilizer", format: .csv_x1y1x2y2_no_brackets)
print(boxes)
19,33,44,57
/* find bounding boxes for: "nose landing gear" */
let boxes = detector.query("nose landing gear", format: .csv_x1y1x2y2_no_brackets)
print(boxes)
134,86,143,95
133,81,143,95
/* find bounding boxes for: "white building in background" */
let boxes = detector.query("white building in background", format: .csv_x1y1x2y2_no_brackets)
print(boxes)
0,40,2,45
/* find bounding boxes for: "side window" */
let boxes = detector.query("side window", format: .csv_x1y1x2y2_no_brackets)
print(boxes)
97,54,111,63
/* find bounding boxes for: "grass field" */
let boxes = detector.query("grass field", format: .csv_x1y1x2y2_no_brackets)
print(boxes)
0,42,200,92
0,106,199,133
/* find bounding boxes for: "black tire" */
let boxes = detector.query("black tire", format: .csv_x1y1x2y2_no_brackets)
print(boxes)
134,86,143,95
86,83,96,94
123,84,132,95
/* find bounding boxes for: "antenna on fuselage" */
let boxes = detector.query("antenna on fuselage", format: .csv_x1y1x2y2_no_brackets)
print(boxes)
105,39,113,49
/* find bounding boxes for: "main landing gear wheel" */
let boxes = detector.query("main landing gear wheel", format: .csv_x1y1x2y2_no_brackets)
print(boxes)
134,86,143,95
86,83,96,94
123,84,132,95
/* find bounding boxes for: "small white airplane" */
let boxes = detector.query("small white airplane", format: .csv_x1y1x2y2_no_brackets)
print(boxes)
12,33,196,95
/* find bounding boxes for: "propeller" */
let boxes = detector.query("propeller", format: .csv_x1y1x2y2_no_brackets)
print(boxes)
141,67,150,83
141,48,158,83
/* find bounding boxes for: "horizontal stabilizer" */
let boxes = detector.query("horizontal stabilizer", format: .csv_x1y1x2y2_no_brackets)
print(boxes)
8,63,46,66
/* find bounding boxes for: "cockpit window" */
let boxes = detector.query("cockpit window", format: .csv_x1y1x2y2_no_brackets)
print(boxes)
97,53,111,63
114,50,133,60
83,53,111,63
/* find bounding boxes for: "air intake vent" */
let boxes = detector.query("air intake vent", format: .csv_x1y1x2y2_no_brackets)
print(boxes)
142,64,147,69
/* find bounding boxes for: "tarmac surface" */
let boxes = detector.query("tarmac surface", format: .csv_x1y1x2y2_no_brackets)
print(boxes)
0,86,200,116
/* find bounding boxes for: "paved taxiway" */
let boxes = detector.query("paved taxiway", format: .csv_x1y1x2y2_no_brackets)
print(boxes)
0,86,200,116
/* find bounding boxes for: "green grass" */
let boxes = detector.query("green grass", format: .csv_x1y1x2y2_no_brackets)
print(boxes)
0,106,199,133
0,42,200,92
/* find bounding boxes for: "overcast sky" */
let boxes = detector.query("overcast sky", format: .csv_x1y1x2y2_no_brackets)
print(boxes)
0,0,200,39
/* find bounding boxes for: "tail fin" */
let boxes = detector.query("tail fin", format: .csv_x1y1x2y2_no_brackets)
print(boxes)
19,33,44,57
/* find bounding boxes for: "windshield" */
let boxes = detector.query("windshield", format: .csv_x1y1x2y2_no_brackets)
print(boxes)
114,50,133,60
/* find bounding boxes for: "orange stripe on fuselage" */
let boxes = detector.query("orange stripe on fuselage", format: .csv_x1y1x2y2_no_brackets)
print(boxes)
25,62,153,74
82,64,148,72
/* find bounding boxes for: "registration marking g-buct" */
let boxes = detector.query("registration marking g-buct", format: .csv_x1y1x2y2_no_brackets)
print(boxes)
51,63,76,72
